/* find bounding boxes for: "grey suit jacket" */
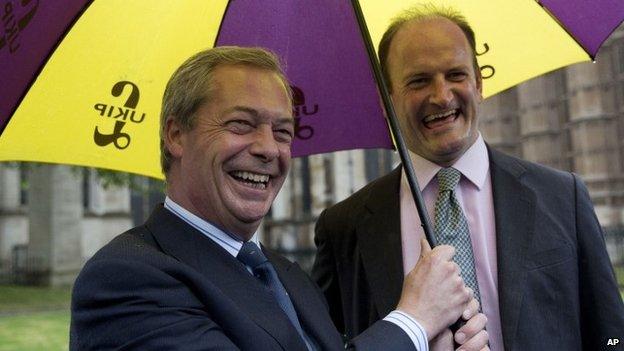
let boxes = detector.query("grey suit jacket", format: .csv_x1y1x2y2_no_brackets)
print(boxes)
311,147,624,351
70,205,415,350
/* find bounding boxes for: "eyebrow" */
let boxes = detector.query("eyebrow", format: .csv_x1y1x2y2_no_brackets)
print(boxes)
226,106,294,126
402,64,471,82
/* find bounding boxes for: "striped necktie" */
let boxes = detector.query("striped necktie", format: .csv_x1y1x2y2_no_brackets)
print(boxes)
237,241,314,350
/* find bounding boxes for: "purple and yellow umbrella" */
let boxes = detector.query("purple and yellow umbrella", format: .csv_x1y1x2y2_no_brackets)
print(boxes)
2,0,622,244
1,0,622,179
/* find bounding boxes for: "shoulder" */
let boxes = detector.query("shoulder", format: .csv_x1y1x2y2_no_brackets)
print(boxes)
86,224,164,266
74,219,188,296
489,147,575,188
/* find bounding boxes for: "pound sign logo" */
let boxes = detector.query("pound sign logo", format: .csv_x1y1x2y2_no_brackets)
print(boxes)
290,85,316,140
93,81,143,150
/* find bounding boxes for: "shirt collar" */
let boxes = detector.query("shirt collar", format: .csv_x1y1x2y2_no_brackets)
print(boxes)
403,133,489,190
163,196,260,258
452,134,489,190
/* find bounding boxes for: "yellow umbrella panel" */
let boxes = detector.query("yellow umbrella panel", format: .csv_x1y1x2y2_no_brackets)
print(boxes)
0,1,228,179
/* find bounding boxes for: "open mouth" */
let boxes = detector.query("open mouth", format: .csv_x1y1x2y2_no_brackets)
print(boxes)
229,171,271,190
423,109,460,128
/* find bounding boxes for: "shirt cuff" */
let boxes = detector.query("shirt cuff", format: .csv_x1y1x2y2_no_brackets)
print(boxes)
383,310,429,351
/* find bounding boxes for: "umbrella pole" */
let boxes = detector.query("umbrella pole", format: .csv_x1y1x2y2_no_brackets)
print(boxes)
351,0,437,247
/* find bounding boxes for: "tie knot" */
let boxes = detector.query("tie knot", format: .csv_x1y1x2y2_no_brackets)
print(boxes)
237,241,267,269
437,167,461,191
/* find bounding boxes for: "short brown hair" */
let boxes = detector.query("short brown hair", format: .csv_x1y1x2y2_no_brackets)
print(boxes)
378,4,478,91
160,46,290,175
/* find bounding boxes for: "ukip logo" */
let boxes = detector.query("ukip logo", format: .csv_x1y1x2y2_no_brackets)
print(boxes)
92,81,146,150
476,42,495,79
291,85,317,140
1,0,39,54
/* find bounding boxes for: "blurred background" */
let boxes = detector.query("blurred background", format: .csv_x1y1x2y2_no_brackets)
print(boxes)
1,24,624,351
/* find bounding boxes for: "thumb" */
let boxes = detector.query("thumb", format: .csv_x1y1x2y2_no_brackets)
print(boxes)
420,237,432,255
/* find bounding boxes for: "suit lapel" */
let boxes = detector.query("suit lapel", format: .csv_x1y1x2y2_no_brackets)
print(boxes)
489,149,536,350
145,206,308,351
357,167,405,317
266,249,343,351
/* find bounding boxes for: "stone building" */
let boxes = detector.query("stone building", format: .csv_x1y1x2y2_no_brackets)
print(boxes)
0,165,133,286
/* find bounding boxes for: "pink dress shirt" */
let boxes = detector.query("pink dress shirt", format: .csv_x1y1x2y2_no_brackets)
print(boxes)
399,135,504,351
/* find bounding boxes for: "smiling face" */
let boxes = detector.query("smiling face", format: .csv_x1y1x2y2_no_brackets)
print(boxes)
165,64,293,240
387,17,483,166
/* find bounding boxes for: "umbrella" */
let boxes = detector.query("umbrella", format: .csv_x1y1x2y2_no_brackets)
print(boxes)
1,0,623,241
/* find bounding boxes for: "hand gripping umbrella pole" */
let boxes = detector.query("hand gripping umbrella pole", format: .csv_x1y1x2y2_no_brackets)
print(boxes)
351,0,437,248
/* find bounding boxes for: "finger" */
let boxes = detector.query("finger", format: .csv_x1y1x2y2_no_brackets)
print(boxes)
455,330,488,351
429,328,453,350
455,313,487,344
462,297,479,320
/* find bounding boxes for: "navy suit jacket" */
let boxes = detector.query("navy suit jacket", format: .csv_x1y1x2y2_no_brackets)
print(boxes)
70,205,415,350
311,147,624,351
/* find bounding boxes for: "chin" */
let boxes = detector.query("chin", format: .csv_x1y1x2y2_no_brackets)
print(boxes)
238,207,271,224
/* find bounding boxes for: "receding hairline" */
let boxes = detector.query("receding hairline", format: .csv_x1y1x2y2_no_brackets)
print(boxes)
388,16,473,61
199,63,293,110
378,6,480,91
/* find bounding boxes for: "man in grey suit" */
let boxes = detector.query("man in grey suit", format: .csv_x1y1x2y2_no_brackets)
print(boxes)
312,5,624,351
70,46,489,350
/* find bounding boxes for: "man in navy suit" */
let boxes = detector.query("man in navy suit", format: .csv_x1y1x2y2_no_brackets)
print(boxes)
311,5,624,351
70,46,489,350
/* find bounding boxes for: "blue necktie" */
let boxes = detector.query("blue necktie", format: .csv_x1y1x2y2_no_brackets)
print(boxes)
237,241,314,350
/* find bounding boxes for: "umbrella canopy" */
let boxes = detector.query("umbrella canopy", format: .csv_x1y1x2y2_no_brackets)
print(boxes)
1,0,623,180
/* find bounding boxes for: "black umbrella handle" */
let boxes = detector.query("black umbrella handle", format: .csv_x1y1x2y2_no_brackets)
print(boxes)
350,0,437,247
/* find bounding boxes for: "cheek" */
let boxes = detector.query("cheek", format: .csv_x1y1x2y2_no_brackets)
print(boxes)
404,95,426,121
279,148,292,170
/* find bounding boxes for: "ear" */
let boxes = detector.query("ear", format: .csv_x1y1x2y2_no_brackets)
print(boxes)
475,67,484,102
164,116,185,158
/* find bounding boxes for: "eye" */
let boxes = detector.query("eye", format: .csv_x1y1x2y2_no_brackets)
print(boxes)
274,128,294,143
448,71,468,81
407,77,428,88
226,120,254,134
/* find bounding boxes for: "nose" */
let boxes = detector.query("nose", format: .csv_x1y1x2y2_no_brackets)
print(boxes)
429,78,453,107
250,125,280,162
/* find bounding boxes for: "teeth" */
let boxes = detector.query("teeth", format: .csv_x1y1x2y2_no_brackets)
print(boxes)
424,109,457,123
231,171,270,184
